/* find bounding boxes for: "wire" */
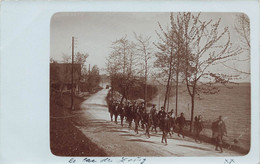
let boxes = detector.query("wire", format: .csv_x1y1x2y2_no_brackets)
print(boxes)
50,113,81,119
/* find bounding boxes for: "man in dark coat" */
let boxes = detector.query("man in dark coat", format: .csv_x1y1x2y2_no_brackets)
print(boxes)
114,103,119,124
150,104,156,125
109,101,115,121
150,104,156,117
134,106,141,134
128,105,134,128
161,114,169,145
194,115,204,143
142,111,151,138
214,116,227,153
177,112,187,138
140,102,145,113
158,107,164,118
119,103,126,127
211,120,218,142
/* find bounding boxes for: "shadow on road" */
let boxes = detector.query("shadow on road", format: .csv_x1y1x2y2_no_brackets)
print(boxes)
176,144,212,151
119,134,136,137
109,129,130,133
83,104,108,108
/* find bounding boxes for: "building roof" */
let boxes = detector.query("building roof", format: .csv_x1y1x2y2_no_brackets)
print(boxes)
50,63,81,84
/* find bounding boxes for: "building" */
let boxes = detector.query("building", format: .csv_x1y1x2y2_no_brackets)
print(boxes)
50,63,81,94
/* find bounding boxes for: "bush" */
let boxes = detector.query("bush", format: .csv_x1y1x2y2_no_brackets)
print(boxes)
110,74,158,102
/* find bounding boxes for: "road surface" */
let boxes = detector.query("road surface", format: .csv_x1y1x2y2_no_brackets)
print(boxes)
73,89,241,156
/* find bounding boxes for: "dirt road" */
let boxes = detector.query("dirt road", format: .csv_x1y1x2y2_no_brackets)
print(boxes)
73,89,241,156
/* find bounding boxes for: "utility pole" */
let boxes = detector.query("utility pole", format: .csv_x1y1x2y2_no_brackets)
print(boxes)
102,75,104,87
71,36,74,110
158,93,160,110
144,57,148,113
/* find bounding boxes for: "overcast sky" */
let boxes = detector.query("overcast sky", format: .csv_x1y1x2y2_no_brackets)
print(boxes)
50,12,250,82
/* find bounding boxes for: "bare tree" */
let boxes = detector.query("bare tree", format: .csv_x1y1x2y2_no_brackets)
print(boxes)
62,52,88,74
61,52,89,95
134,33,154,111
106,51,121,99
107,36,138,103
62,53,71,63
154,14,181,112
220,13,250,75
169,13,187,115
234,13,250,53
50,57,57,63
178,12,241,131
75,52,89,75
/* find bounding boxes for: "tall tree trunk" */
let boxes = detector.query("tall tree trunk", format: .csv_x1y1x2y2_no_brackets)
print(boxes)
167,78,173,112
111,77,114,99
175,31,180,117
189,82,196,132
144,61,148,112
163,48,174,110
164,73,171,111
111,88,114,99
120,89,126,104
190,94,195,132
167,88,170,112
175,71,179,116
145,79,147,111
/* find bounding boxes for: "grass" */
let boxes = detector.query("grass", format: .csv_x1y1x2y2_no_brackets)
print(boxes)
50,91,107,156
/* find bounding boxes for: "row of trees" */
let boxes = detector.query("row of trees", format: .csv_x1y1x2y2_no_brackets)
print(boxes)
80,65,101,92
106,12,249,131
106,34,157,107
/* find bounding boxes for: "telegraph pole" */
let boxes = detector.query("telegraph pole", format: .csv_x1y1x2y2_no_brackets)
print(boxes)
71,36,74,110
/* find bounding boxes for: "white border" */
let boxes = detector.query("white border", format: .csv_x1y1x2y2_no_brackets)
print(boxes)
0,1,259,164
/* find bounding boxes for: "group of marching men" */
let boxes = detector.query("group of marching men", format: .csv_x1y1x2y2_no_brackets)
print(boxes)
108,100,189,145
108,100,228,152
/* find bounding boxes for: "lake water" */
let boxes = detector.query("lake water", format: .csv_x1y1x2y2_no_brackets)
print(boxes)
150,84,251,151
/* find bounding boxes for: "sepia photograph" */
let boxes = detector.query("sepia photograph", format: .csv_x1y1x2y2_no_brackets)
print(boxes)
49,12,250,157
